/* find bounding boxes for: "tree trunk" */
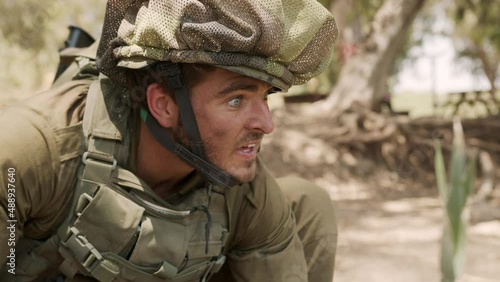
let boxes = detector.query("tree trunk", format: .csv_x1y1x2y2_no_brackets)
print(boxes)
320,0,426,113
474,41,498,95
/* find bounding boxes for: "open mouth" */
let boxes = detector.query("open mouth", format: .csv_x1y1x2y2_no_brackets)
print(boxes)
239,143,257,154
237,140,261,159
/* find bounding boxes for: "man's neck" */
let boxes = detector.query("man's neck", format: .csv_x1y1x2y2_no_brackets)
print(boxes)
135,121,194,198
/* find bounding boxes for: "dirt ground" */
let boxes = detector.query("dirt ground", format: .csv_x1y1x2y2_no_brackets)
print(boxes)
261,104,500,282
331,183,500,282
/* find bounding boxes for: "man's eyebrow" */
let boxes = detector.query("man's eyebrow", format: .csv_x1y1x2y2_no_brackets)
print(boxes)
217,82,260,98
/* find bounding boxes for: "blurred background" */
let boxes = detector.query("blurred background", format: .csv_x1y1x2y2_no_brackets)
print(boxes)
0,0,499,281
1,0,498,116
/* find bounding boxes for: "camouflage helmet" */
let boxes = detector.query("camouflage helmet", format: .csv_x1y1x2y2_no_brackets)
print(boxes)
96,0,338,91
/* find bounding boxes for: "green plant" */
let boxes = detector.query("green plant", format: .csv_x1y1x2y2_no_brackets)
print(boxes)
434,119,477,282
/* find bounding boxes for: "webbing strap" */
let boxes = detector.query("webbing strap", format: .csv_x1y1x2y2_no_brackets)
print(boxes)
157,62,206,158
57,157,117,280
82,80,122,143
141,108,240,189
57,78,124,279
85,138,117,164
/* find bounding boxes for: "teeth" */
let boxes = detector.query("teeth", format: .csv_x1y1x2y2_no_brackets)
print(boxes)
240,144,256,152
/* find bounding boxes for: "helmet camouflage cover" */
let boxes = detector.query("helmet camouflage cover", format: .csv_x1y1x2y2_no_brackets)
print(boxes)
97,0,338,91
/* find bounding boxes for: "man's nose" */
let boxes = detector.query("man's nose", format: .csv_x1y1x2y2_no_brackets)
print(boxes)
245,99,275,134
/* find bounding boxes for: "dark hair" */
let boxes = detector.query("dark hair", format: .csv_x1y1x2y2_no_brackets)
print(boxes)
124,63,215,109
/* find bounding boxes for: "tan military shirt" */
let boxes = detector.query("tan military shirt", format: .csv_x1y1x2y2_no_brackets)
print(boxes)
0,76,307,281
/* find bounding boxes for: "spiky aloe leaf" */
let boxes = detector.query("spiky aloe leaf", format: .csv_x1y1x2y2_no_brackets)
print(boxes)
447,120,467,240
436,119,476,282
441,225,455,282
434,141,448,204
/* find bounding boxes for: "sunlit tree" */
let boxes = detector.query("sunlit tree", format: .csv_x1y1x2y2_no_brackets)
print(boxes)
449,0,499,93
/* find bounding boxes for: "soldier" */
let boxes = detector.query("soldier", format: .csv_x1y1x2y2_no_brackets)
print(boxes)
0,0,338,281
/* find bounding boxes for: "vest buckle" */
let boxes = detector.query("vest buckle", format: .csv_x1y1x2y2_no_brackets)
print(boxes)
60,227,120,281
82,151,117,170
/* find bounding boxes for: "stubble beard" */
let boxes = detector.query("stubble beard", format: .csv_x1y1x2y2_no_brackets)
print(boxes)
173,126,260,183
204,132,263,183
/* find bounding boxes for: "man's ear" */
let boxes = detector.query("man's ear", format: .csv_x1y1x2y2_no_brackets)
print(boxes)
146,83,178,128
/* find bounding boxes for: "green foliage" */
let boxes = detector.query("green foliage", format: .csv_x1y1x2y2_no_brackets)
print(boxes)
448,0,499,85
453,0,500,51
434,120,477,282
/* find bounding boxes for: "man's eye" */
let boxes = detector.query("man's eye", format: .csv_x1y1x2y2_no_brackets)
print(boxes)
228,97,242,107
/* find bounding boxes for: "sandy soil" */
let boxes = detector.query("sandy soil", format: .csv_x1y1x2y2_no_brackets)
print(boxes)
333,184,500,282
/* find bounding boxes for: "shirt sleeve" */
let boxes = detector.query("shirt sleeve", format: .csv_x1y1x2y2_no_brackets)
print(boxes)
0,105,62,266
226,162,308,281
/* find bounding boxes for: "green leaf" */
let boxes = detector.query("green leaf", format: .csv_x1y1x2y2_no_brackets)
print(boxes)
452,223,467,279
464,149,478,197
441,225,455,282
438,119,475,282
434,141,448,204
447,120,467,240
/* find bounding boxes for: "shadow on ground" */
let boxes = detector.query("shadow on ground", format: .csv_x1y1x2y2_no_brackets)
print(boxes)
334,195,500,282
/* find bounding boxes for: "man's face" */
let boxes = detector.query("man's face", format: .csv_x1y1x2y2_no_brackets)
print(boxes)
180,67,275,183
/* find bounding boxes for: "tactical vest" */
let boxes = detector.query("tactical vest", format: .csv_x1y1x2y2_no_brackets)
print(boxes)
54,78,245,282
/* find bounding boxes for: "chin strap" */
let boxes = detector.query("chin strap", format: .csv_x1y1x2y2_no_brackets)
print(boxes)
156,62,206,158
141,108,239,189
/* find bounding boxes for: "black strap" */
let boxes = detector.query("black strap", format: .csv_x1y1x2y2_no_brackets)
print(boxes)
141,109,239,189
156,62,206,158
